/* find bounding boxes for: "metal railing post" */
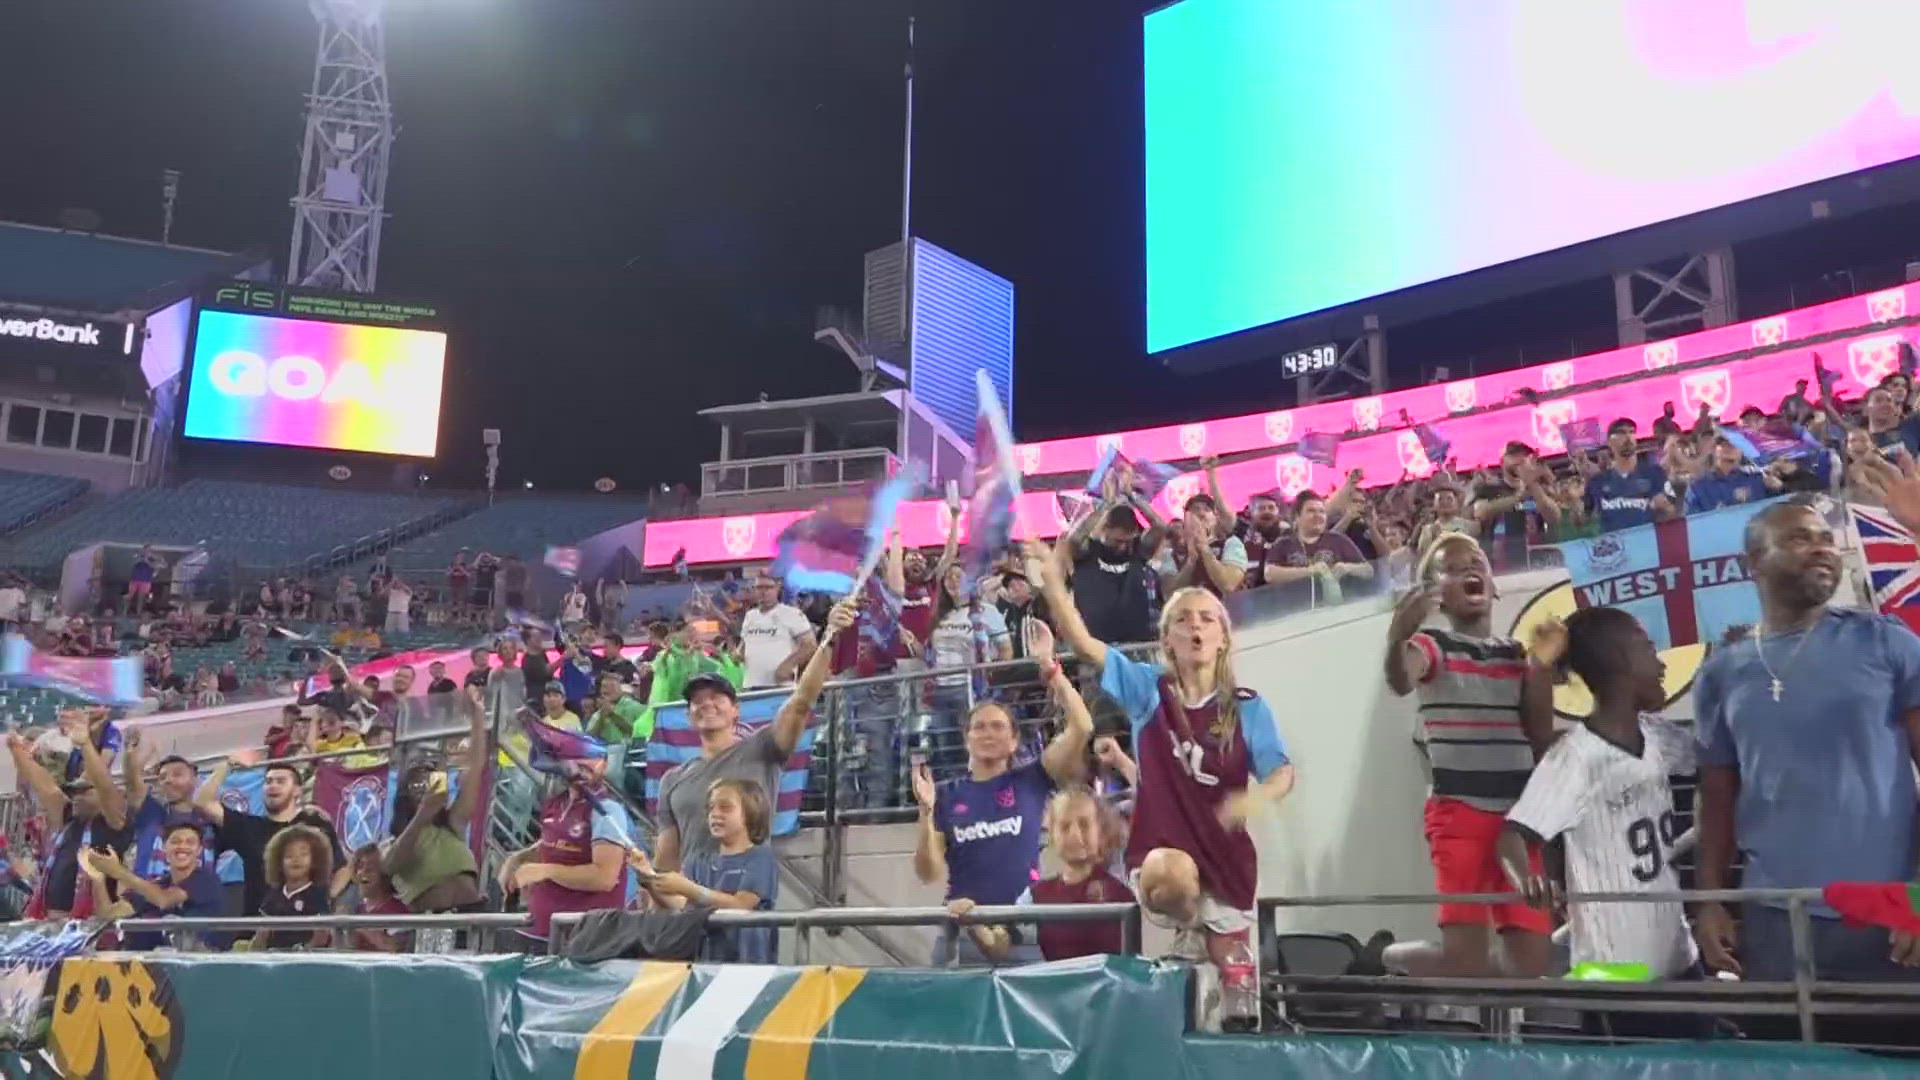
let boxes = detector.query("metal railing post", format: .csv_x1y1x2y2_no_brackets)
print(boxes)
1122,904,1143,957
1788,895,1817,1042
821,690,844,922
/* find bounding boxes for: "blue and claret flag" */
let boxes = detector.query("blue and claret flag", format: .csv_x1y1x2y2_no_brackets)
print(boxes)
1554,498,1775,650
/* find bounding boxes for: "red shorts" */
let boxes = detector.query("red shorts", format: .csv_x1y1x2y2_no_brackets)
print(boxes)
127,581,152,596
1424,795,1550,934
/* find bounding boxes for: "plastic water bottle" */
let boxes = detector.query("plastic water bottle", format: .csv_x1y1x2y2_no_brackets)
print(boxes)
1218,938,1260,1033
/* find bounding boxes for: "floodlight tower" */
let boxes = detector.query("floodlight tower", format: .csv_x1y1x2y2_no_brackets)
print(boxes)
287,0,394,292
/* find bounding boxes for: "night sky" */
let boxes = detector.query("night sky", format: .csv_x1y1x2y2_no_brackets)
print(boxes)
7,2,1918,495
2,0,1220,491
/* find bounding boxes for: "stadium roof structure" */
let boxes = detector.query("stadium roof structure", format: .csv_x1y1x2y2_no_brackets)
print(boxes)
0,220,266,318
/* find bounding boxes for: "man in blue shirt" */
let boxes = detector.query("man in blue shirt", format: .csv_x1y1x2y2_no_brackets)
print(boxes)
1683,437,1781,514
1693,500,1920,995
1586,418,1672,532
86,821,225,950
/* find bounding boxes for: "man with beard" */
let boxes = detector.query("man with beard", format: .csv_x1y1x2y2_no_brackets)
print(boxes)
194,760,347,915
1586,420,1674,533
1383,533,1555,978
886,508,961,663
7,716,133,920
1693,499,1920,999
121,728,218,884
1162,494,1248,599
1232,493,1286,587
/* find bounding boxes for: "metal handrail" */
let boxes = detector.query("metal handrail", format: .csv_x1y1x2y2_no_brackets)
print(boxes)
1257,887,1839,1041
110,900,1147,966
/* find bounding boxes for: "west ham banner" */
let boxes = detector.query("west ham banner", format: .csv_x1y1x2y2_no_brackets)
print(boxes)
1554,498,1777,651
645,694,814,838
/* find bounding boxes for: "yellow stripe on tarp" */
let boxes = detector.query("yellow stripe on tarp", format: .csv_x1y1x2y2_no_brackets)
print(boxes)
742,966,867,1080
573,961,692,1080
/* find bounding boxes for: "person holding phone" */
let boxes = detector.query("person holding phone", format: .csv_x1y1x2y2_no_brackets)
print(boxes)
385,687,488,913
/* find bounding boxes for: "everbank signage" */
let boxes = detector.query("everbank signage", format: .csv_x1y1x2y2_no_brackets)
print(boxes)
0,316,104,347
646,283,1919,567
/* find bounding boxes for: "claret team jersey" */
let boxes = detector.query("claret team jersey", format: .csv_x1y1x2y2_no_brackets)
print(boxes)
1099,650,1289,912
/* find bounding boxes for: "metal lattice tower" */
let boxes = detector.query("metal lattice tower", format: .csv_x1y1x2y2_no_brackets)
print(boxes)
287,0,393,293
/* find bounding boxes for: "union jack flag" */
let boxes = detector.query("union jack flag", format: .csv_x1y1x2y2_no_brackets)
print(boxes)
1852,504,1920,635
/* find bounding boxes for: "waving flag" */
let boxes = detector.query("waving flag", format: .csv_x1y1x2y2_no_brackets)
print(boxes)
1555,499,1773,650
1854,503,1920,636
770,469,918,596
644,694,814,837
1559,417,1606,453
1086,447,1180,501
544,545,581,578
520,710,609,773
1413,422,1452,466
1721,422,1819,465
964,368,1024,588
312,760,398,855
858,573,903,654
0,636,143,704
1298,432,1340,468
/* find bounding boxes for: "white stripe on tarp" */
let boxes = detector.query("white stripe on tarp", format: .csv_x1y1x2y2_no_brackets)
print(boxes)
654,965,781,1080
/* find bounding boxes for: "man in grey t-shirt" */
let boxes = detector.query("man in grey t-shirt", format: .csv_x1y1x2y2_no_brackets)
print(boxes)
654,602,853,870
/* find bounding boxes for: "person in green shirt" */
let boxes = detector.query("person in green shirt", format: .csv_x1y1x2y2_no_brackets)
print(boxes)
635,632,744,739
1546,474,1600,543
588,671,649,743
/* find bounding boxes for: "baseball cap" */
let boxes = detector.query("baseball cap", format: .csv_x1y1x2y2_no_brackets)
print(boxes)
683,672,737,703
542,680,567,696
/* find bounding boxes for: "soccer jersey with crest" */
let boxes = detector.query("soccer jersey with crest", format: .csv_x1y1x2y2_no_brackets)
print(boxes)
1505,716,1698,975
1099,650,1289,912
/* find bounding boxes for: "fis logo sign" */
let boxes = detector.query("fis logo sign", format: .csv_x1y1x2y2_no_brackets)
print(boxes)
211,284,279,311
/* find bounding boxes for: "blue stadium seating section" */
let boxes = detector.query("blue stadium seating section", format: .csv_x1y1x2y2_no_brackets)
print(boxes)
380,495,648,572
0,469,86,535
6,479,465,570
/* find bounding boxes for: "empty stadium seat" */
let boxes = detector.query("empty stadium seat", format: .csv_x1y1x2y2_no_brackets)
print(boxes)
0,469,87,535
376,495,648,573
6,480,467,571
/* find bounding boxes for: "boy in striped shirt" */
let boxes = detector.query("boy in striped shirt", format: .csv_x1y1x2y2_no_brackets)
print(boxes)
1383,533,1555,977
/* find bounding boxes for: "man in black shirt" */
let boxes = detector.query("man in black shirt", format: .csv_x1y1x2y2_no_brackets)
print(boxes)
1067,502,1165,645
599,632,638,682
462,646,492,692
520,627,554,688
997,571,1049,658
195,760,346,915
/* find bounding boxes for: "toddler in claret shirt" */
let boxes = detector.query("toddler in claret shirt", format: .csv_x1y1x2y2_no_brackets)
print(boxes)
1010,787,1132,962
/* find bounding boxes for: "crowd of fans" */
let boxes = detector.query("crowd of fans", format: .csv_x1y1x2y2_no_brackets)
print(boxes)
1,365,1918,1046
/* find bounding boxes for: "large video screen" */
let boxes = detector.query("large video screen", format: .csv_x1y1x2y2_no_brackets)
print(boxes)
182,310,447,457
1146,0,1920,354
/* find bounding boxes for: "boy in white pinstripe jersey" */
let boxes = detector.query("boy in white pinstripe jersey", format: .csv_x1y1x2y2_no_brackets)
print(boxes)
1500,607,1704,1037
